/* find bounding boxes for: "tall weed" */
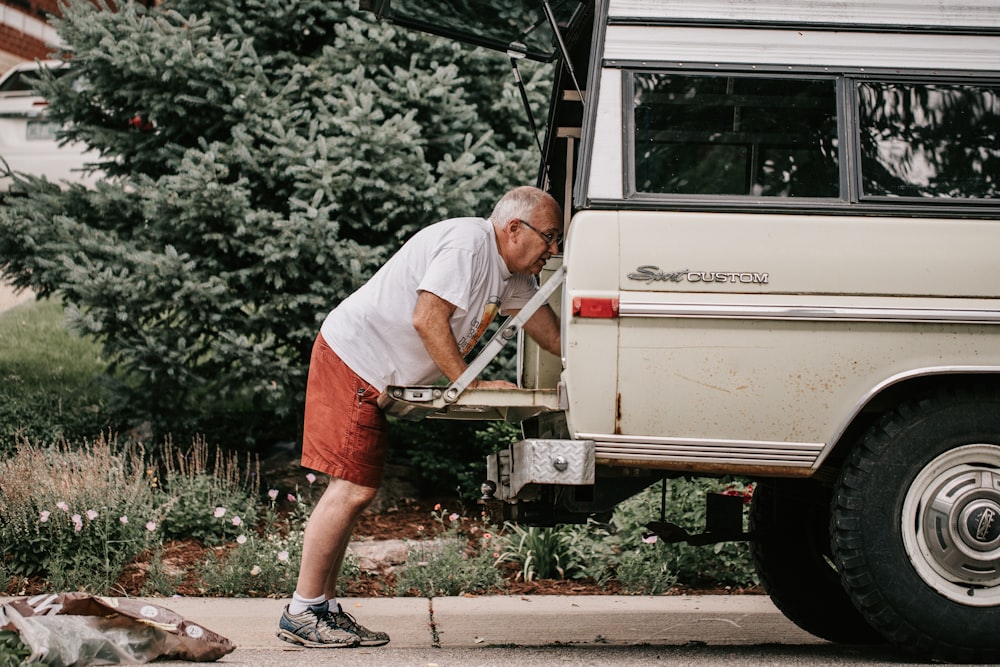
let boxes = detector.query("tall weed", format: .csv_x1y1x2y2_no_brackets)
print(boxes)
0,434,161,593
156,437,260,544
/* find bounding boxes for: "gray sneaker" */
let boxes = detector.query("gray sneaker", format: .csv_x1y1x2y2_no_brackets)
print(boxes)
328,604,391,647
276,604,360,648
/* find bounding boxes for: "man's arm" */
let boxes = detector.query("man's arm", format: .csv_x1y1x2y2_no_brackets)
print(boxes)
512,304,561,357
412,290,515,389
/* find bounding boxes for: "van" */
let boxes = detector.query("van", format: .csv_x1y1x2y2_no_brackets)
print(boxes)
362,1,1000,661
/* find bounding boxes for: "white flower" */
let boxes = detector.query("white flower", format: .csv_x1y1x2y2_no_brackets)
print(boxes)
213,507,226,518
120,515,129,524
277,551,289,562
250,565,261,576
236,535,247,544
146,521,157,532
231,516,242,527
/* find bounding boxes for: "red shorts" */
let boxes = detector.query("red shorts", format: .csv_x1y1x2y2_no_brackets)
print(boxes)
301,334,389,489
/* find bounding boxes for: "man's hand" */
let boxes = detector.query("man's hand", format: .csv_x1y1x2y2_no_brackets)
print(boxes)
468,379,518,390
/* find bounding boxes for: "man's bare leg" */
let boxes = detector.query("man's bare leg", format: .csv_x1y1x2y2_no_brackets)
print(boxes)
296,476,377,598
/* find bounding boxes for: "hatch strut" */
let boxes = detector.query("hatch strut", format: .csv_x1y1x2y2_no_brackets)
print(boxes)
542,0,584,103
443,264,566,403
508,47,544,156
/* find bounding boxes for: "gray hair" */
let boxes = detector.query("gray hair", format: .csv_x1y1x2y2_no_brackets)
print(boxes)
488,186,559,228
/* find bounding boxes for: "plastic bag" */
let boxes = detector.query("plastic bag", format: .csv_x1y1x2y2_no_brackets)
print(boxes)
0,592,235,665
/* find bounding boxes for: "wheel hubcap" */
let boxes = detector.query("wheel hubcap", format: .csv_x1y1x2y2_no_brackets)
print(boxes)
902,444,1000,606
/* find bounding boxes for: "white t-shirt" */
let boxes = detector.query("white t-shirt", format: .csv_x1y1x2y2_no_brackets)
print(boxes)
320,217,538,391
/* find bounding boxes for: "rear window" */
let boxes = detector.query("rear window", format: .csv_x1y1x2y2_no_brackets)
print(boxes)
627,71,1000,204
859,81,1000,199
630,73,840,198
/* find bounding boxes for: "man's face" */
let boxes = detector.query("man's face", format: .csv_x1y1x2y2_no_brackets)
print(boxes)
510,217,561,275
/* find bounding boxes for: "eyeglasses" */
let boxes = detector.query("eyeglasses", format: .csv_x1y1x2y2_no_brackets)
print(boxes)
515,219,562,249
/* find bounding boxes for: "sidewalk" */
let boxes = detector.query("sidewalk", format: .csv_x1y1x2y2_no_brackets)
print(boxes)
151,594,820,652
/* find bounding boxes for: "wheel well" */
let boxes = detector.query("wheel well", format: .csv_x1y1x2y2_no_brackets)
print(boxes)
817,372,1000,480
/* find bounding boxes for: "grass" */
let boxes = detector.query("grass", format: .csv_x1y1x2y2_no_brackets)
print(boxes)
0,298,120,451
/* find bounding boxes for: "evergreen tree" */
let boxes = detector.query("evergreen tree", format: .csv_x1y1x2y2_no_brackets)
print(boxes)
0,0,549,447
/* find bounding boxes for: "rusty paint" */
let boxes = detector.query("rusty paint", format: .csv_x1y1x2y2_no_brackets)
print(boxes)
614,393,623,434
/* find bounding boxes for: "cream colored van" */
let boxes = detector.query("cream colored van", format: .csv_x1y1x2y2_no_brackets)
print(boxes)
365,0,1000,661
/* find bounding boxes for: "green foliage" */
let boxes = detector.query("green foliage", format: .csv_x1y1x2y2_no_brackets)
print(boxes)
0,629,43,667
614,547,679,595
156,437,260,544
609,479,758,588
0,435,161,593
0,300,126,454
397,506,504,597
0,0,547,449
497,523,584,581
392,420,520,500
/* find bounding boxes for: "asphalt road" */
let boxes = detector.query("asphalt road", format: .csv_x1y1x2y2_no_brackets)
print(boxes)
142,595,923,667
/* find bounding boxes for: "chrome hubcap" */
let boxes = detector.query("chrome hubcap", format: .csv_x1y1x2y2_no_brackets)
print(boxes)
902,444,1000,606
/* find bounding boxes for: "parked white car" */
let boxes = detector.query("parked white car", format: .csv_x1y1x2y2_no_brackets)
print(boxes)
0,60,98,192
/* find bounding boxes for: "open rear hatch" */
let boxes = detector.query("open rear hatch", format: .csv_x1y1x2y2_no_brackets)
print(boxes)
357,0,585,62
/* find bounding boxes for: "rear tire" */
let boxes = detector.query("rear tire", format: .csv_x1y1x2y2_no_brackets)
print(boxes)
832,389,1000,663
749,478,882,644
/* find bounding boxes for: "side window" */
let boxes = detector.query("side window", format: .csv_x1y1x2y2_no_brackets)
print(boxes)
858,81,1000,199
631,73,839,198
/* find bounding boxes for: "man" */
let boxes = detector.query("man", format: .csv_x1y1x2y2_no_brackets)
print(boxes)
277,185,563,648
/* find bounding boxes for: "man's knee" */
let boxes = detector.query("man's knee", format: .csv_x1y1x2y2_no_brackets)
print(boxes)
323,476,378,513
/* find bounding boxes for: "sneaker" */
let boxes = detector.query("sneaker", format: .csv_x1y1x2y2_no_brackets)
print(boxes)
276,604,360,648
328,603,391,647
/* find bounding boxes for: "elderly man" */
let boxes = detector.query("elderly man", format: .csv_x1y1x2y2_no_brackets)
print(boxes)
277,185,563,648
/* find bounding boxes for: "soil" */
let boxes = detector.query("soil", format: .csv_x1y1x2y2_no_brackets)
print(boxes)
4,496,763,598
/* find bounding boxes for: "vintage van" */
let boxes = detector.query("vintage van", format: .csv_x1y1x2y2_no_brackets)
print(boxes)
362,0,1000,662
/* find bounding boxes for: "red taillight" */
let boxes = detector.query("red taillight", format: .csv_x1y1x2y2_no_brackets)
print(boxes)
572,297,619,318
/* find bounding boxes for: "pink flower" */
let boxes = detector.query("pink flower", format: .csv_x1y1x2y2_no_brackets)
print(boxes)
56,501,69,512
146,521,157,532
449,513,460,522
642,535,659,544
119,516,129,524
287,493,296,503
250,565,261,576
213,507,226,518
268,489,279,501
86,509,98,521
277,551,289,562
482,532,492,540
39,511,51,523
236,535,247,544
71,514,83,532
231,516,243,527
306,473,316,484
434,503,441,511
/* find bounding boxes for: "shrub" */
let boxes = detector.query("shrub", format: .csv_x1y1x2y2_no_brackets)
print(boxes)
0,434,161,594
397,506,504,597
155,437,260,544
610,478,758,589
497,523,587,582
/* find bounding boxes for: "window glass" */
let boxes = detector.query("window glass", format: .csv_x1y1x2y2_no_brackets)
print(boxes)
859,81,1000,199
632,74,839,197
